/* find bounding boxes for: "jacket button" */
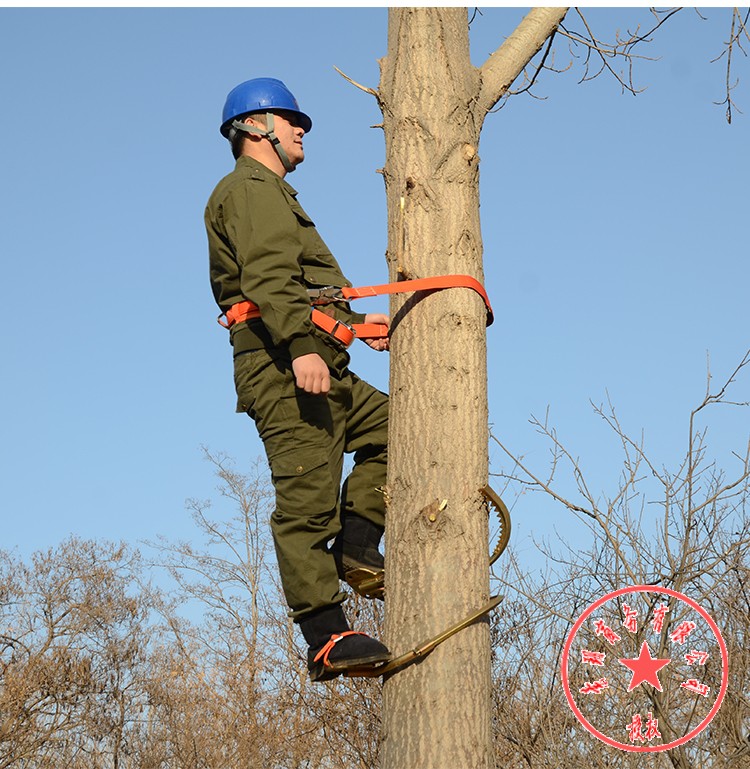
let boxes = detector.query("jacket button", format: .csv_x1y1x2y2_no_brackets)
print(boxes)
295,465,304,474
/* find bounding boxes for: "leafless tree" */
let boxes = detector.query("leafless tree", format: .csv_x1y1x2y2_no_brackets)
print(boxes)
148,449,384,769
489,350,750,767
0,538,156,769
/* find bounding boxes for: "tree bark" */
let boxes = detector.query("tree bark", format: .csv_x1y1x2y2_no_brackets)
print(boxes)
377,7,567,769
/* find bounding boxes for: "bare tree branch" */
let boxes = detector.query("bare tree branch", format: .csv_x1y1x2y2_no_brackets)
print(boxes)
477,7,569,116
557,7,682,95
712,7,750,123
333,65,380,101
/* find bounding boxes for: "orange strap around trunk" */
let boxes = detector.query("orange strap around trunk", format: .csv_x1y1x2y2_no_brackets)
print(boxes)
217,273,493,348
338,274,494,326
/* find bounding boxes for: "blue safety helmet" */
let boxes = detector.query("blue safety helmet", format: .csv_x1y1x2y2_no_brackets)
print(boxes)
220,77,312,138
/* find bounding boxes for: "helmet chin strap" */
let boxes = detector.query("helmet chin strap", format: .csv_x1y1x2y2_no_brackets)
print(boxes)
231,112,294,173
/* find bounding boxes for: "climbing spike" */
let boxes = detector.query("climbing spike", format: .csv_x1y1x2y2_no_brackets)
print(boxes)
344,595,504,678
481,484,511,565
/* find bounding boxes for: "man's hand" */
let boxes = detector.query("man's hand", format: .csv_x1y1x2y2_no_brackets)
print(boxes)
361,313,390,352
292,353,330,395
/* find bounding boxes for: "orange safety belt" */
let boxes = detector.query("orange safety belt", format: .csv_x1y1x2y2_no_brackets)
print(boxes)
218,302,365,347
217,274,494,348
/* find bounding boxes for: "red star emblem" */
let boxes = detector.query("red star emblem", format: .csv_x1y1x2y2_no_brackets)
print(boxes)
619,641,672,692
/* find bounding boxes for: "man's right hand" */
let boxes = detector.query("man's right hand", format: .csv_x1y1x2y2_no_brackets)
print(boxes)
292,353,330,395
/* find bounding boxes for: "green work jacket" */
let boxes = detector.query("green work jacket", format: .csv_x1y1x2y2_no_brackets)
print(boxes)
205,155,364,365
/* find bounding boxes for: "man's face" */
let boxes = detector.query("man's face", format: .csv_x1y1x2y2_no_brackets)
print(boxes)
269,110,306,169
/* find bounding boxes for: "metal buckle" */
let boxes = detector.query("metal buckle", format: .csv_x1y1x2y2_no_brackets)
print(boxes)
308,286,345,305
329,318,355,347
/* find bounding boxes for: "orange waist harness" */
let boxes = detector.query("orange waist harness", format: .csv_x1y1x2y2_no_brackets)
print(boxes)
218,274,494,349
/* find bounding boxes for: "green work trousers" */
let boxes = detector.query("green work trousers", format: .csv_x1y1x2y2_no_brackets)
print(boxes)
233,346,388,620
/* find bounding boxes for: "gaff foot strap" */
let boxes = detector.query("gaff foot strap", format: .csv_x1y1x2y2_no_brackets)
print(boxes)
313,631,367,669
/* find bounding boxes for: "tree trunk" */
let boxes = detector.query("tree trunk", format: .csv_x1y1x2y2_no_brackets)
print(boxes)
379,9,491,769
377,7,568,768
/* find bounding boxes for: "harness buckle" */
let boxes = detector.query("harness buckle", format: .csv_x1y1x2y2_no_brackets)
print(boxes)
328,317,356,347
307,286,345,305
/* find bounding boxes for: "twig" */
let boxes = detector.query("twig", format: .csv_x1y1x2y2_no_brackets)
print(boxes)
712,8,750,123
333,66,380,100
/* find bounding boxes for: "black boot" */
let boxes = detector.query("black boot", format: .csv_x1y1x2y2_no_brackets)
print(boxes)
330,515,385,600
298,604,390,682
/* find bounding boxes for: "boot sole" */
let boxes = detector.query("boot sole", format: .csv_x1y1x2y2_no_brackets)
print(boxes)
309,651,392,682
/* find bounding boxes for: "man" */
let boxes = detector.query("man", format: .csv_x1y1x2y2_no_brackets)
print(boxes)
205,77,391,682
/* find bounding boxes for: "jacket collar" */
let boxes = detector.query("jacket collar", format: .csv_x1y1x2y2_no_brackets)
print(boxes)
236,154,297,196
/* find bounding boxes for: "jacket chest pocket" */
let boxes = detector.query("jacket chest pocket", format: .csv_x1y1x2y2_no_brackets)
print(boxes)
286,202,343,283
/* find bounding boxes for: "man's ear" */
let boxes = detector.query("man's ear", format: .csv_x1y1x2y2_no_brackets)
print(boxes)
246,114,268,128
240,115,266,141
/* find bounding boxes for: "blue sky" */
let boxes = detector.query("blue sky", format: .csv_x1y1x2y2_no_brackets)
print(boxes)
1,7,747,570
